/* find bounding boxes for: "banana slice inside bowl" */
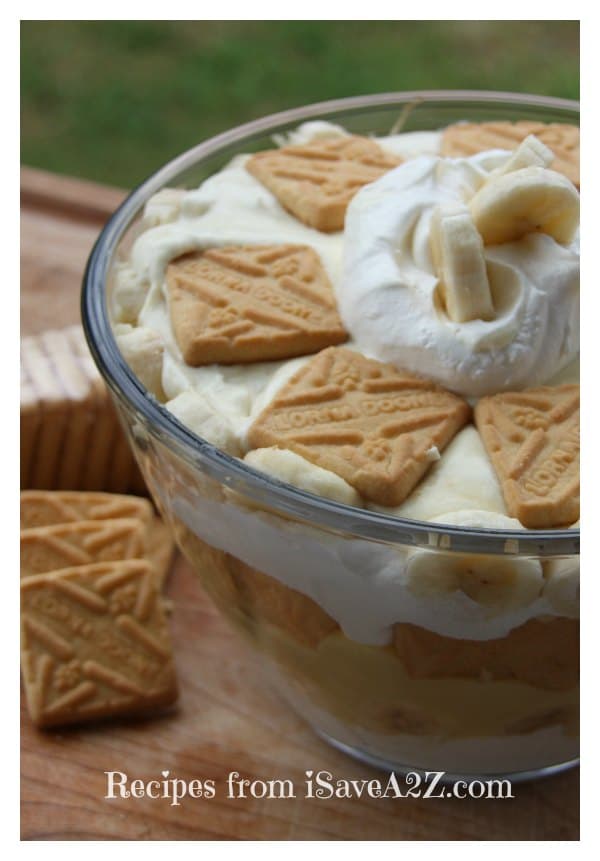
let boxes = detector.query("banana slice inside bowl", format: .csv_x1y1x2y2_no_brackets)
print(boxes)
544,556,580,617
406,510,544,610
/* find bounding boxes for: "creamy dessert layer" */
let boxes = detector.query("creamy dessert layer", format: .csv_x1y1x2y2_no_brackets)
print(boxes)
111,121,580,646
170,526,577,774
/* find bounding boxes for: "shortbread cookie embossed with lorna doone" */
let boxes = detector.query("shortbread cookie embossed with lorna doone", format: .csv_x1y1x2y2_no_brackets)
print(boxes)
20,490,153,530
20,491,176,588
440,121,580,187
20,560,178,727
247,347,471,506
20,325,145,493
246,135,401,231
167,244,348,366
20,519,148,579
474,384,579,528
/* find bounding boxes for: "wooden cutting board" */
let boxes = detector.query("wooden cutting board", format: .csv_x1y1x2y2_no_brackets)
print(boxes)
20,167,579,841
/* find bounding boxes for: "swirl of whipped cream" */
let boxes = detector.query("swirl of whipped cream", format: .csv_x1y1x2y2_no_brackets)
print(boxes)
339,153,579,397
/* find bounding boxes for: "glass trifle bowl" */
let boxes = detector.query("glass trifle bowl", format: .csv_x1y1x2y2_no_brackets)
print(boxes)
82,91,579,781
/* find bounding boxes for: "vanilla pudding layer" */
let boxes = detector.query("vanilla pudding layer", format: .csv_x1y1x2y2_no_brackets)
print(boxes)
172,525,578,747
276,687,579,775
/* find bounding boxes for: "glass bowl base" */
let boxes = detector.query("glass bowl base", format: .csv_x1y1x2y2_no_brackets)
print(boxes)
267,666,579,785
314,727,579,786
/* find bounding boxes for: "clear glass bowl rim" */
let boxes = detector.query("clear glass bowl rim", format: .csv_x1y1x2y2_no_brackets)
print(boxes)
82,89,580,557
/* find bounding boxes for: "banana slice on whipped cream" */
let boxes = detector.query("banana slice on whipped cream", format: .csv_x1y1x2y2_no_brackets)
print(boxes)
469,162,579,246
429,203,494,323
491,133,554,176
430,135,579,323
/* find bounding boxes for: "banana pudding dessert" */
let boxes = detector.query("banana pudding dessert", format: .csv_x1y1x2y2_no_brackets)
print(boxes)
110,118,579,775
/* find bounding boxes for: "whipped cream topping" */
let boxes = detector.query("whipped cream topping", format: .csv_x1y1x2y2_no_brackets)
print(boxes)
110,123,580,641
340,153,579,396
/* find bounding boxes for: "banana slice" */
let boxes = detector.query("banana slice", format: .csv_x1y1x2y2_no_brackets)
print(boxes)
166,390,242,456
141,188,187,228
429,203,495,323
406,510,544,609
244,446,362,506
544,557,579,616
470,166,579,245
493,134,554,176
406,550,544,609
115,324,165,400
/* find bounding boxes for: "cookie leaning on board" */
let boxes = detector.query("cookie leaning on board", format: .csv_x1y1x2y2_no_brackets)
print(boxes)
20,491,178,728
21,518,150,579
20,489,153,528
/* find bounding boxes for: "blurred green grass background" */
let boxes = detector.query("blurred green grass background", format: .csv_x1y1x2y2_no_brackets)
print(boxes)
21,20,579,187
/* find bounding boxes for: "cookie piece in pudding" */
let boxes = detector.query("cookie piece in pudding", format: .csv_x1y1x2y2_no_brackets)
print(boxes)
172,525,337,647
167,245,347,365
247,346,471,506
393,618,579,691
228,558,339,648
371,427,506,521
246,135,401,231
475,384,579,528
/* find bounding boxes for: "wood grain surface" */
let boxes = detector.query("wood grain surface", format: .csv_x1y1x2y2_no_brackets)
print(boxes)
20,168,580,841
20,167,126,337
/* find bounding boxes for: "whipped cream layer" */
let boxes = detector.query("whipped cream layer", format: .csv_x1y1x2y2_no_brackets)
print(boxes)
340,153,579,397
168,489,576,644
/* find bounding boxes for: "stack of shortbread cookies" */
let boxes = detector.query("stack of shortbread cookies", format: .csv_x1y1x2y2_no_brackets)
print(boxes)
21,325,145,492
20,490,178,728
